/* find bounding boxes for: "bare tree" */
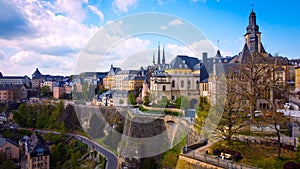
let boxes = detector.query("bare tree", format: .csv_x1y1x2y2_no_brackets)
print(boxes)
217,70,248,146
234,52,275,119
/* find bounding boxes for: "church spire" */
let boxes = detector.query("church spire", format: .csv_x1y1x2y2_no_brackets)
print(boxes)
244,8,262,53
162,44,165,65
157,41,161,65
153,52,155,65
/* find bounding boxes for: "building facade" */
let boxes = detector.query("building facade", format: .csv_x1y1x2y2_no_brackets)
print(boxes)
103,65,121,89
296,67,300,92
0,84,28,103
0,73,31,88
25,133,50,169
150,55,208,108
0,137,19,160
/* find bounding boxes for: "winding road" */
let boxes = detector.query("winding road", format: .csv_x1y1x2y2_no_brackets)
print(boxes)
23,129,119,169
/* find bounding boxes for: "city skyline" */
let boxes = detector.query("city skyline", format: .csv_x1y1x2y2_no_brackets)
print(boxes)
0,0,299,76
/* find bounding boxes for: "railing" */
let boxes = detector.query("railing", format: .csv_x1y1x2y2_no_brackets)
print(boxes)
182,153,260,169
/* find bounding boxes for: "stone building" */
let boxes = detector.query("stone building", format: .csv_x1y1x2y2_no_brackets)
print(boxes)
296,67,300,92
0,73,31,88
0,137,19,160
150,55,208,108
25,133,50,169
0,84,28,103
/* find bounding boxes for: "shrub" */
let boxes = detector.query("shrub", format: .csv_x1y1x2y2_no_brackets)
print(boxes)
232,151,242,161
213,149,220,155
139,106,148,111
164,110,181,116
283,161,300,169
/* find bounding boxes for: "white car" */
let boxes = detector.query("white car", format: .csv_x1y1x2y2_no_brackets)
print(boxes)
254,111,263,118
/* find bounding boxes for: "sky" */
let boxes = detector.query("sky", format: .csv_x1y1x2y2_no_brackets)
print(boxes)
0,0,299,76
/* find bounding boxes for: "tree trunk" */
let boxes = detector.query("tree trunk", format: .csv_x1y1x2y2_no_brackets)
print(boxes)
275,123,281,158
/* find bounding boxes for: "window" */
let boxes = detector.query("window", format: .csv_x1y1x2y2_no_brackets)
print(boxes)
196,80,199,89
162,85,166,91
171,80,175,88
187,80,191,89
171,95,175,101
181,80,184,88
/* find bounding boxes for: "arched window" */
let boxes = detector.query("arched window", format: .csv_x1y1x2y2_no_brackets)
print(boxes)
196,80,199,89
171,80,175,88
181,80,184,88
187,80,191,89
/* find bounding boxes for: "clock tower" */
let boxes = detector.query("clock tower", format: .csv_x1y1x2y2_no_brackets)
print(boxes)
244,9,264,53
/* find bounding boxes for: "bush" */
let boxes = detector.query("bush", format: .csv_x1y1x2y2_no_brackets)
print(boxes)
283,161,300,169
164,110,181,116
232,151,242,161
213,149,242,161
213,149,221,155
139,106,148,111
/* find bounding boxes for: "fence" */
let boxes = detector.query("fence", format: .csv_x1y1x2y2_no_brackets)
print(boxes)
182,153,260,169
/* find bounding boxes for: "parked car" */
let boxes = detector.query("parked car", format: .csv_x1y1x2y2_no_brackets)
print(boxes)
254,111,264,118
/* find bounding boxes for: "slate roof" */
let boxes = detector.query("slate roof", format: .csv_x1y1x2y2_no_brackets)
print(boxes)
0,138,18,147
32,68,42,79
108,65,121,75
116,70,140,75
32,68,65,80
168,55,201,70
0,84,27,90
28,133,50,157
113,90,129,97
0,76,30,80
229,43,252,64
54,81,66,87
123,76,145,81
199,63,209,82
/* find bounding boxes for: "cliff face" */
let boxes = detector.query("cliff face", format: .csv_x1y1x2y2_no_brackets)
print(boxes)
120,115,170,158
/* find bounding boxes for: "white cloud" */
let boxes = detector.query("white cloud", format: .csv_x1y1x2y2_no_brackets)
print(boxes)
168,19,184,26
165,39,217,59
0,0,100,76
112,0,138,13
0,50,5,60
88,5,104,21
159,26,167,30
55,0,87,22
101,37,151,70
9,50,76,76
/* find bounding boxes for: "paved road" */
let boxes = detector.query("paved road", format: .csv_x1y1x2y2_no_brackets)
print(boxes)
289,97,300,109
70,134,118,169
27,129,118,169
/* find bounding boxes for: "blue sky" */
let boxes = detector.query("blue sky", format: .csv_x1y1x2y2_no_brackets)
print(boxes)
0,0,299,76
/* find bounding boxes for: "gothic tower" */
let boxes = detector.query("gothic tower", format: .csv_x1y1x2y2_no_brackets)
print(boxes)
157,41,161,65
244,9,264,53
153,52,155,66
162,44,165,65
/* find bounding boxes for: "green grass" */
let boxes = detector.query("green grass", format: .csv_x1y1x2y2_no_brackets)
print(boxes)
161,138,186,168
210,140,298,169
138,106,182,116
239,131,277,137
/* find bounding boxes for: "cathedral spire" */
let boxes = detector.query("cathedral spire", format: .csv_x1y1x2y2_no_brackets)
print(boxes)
244,9,262,53
153,52,155,65
157,41,161,65
162,44,165,65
